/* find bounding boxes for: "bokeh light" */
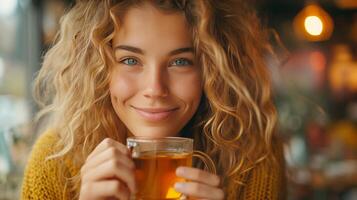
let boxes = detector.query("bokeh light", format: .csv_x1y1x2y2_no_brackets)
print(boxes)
304,16,324,36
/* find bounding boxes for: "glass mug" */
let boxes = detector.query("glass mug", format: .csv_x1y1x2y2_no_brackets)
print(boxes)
127,137,216,200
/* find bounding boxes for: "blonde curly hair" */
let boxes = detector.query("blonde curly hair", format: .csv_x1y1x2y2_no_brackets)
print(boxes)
34,0,281,199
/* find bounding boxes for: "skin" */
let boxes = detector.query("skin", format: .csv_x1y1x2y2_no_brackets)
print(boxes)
79,3,224,200
109,3,202,139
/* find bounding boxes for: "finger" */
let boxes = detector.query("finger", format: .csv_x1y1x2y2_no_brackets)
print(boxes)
87,138,130,161
82,147,135,174
174,182,224,200
82,159,136,193
176,167,220,187
80,180,130,200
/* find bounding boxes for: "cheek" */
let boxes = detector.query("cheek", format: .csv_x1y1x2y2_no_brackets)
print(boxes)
172,72,202,104
109,72,137,102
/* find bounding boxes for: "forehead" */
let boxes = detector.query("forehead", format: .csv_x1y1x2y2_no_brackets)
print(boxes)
112,3,192,48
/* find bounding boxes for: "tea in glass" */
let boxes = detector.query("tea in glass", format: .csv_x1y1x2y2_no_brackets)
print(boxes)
127,137,193,200
133,151,192,199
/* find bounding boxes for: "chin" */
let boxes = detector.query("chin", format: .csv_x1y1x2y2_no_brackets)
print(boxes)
128,126,180,138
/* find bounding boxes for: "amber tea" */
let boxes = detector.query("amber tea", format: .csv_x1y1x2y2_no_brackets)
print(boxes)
127,137,216,200
133,151,192,200
127,137,194,200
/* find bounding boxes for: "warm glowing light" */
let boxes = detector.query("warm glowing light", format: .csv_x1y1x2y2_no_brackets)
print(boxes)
304,16,324,36
293,4,334,41
310,51,326,72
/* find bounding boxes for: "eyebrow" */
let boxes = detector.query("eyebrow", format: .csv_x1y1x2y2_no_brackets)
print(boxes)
114,45,194,56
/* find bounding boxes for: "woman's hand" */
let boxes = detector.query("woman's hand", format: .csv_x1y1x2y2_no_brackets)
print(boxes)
79,138,136,200
174,167,225,200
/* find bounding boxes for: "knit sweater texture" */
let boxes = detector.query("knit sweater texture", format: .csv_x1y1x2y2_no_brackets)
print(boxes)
21,131,286,199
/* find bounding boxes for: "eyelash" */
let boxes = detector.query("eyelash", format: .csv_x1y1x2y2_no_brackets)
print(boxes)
120,57,138,66
119,57,193,67
171,58,193,66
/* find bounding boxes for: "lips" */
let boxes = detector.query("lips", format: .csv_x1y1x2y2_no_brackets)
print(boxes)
131,106,178,122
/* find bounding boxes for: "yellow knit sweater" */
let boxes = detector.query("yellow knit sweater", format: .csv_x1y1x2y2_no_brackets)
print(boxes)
21,131,286,199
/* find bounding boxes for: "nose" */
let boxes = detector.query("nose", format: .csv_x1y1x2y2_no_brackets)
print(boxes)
142,67,169,98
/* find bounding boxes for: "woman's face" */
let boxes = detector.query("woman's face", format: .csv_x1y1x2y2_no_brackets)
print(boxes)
110,3,202,138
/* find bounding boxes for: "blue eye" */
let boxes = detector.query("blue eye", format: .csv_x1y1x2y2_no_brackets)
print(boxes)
171,58,193,66
121,58,138,65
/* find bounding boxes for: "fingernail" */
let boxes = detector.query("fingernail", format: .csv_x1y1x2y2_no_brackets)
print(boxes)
174,182,185,190
176,167,185,176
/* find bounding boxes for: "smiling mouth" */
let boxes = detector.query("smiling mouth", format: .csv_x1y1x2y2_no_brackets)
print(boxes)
131,106,179,122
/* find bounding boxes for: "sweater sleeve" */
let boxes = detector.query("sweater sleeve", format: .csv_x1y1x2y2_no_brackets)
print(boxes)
21,131,70,200
241,143,287,200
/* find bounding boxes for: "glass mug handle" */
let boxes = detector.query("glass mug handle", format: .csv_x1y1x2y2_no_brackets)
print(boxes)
179,151,217,200
192,150,217,174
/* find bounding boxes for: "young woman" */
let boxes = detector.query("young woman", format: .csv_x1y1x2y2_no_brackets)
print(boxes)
21,0,286,199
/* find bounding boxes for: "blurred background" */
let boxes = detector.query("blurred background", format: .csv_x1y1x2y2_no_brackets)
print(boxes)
0,0,356,199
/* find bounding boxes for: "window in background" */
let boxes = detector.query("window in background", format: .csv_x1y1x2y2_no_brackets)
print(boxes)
0,0,41,199
0,0,67,198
